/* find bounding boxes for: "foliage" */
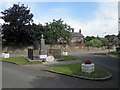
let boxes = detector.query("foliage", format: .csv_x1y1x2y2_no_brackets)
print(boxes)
44,19,72,46
84,36,96,42
1,3,34,47
61,55,77,61
57,55,77,61
105,35,117,45
85,38,103,48
32,23,45,49
100,38,109,46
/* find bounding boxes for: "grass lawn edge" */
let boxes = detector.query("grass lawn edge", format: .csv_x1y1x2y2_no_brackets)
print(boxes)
45,62,112,81
1,60,20,65
1,56,41,65
44,69,112,81
56,55,77,61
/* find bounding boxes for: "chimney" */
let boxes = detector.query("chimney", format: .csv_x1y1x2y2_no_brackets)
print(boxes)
72,28,74,33
79,29,81,33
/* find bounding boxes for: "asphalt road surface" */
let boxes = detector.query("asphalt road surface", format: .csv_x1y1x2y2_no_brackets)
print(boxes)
2,53,119,88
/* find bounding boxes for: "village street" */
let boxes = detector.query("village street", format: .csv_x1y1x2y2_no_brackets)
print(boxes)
1,53,119,88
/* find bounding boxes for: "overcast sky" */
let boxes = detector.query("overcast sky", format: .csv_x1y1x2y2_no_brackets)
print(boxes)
0,0,118,37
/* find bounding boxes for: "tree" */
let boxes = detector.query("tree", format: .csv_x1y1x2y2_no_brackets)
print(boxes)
32,23,45,49
105,35,116,43
44,19,72,49
84,36,96,43
105,35,117,47
86,38,103,48
1,3,34,47
100,38,109,46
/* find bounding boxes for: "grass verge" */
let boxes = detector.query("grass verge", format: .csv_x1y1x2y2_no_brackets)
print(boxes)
48,63,110,78
1,56,41,65
56,55,77,61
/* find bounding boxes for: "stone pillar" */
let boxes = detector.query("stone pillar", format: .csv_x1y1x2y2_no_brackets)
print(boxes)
39,34,47,59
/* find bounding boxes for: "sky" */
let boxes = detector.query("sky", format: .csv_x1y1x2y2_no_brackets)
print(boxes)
0,1,118,37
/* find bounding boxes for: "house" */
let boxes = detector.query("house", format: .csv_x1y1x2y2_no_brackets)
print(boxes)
71,29,84,43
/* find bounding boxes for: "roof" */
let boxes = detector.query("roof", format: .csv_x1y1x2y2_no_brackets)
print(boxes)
99,38,108,42
72,32,84,37
99,37,120,45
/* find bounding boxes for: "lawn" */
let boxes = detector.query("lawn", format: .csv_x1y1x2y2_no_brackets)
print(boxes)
56,55,77,61
1,56,41,65
48,63,110,78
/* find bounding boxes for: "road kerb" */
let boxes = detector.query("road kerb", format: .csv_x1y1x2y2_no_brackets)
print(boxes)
1,60,20,65
44,69,112,81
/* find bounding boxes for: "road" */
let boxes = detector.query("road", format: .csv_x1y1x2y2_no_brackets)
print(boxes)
2,53,119,88
72,53,119,87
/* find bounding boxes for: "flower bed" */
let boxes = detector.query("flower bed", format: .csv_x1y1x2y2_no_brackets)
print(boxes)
81,60,95,73
84,60,92,64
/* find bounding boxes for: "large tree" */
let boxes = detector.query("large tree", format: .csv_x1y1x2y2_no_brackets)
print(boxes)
1,3,34,47
32,23,45,49
84,36,96,43
44,19,72,48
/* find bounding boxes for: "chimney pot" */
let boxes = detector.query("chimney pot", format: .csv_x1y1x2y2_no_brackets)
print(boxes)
79,29,81,33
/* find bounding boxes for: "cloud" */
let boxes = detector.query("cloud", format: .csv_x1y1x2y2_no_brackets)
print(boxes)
63,18,82,32
33,6,69,25
52,7,66,12
34,2,118,37
80,2,118,37
61,2,118,37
